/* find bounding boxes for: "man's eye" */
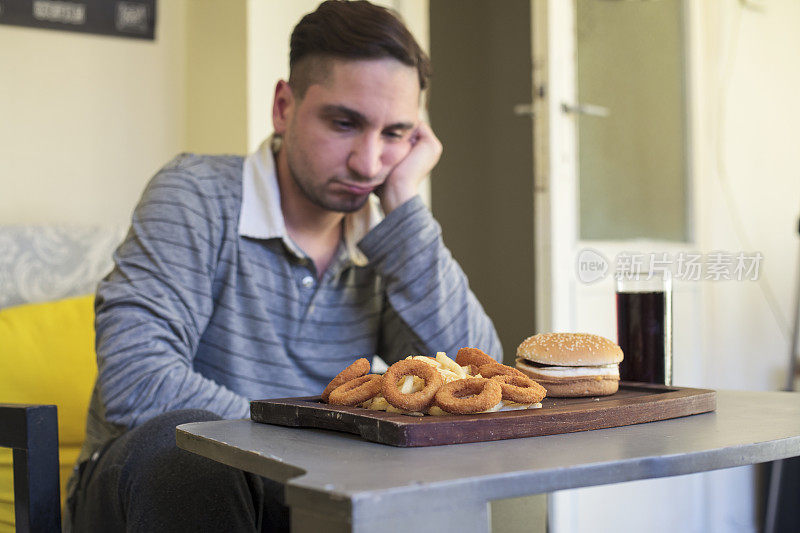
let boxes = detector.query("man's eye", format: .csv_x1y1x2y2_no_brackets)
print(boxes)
332,119,354,130
383,130,404,140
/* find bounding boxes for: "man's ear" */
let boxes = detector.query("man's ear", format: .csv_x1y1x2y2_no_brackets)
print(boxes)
272,80,295,135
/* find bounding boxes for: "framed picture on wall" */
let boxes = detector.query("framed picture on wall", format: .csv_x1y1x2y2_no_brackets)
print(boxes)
0,0,156,40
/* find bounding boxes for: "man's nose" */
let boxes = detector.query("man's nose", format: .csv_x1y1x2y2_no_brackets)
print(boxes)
347,134,383,180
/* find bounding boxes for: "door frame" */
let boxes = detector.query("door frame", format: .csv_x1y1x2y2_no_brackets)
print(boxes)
532,0,578,336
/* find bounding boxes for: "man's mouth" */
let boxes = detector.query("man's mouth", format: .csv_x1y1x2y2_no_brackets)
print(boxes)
336,181,378,195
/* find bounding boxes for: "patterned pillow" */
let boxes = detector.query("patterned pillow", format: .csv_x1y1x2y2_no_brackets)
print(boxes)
0,225,125,309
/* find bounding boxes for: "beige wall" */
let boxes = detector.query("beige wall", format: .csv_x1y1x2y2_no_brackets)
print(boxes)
692,2,800,527
185,0,248,155
0,0,187,227
246,0,322,152
692,0,800,393
0,1,430,227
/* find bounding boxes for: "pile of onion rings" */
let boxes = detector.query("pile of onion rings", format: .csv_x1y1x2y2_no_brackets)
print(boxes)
320,348,547,416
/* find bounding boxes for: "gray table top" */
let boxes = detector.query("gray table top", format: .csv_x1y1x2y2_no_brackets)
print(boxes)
177,389,800,522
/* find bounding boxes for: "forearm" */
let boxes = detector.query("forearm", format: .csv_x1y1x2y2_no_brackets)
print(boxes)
359,196,502,361
95,292,250,428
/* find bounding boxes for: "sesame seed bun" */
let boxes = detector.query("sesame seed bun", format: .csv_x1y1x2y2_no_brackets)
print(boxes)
516,332,623,367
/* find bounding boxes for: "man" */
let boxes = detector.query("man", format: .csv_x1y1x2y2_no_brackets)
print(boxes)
67,1,501,531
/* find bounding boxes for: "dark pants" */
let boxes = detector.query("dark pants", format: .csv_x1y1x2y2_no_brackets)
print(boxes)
70,409,289,532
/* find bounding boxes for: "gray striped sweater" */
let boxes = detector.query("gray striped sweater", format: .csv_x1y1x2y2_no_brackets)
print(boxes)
74,152,501,474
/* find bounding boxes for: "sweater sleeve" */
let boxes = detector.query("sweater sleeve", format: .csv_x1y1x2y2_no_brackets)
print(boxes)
94,157,250,429
357,196,502,363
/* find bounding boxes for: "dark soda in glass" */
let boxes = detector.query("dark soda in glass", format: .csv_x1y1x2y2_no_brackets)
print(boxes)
616,290,672,384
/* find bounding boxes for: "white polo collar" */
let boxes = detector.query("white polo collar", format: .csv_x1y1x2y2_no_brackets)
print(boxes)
238,136,382,267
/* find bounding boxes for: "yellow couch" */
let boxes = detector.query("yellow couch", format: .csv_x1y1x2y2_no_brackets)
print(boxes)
0,224,122,530
0,294,97,532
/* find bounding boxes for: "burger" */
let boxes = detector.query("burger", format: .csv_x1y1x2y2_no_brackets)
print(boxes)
515,332,623,397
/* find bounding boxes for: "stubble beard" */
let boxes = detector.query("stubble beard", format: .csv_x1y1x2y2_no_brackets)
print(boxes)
286,152,371,215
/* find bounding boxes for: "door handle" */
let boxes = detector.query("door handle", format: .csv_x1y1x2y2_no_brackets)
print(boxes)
513,103,535,117
561,102,610,117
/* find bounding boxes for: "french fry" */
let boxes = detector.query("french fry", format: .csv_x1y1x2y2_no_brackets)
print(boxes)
396,375,426,394
500,401,530,411
437,369,463,383
409,355,441,368
398,375,415,394
435,351,466,378
427,405,449,416
367,396,390,410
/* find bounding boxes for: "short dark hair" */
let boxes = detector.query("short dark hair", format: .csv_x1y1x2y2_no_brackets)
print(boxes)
289,0,431,97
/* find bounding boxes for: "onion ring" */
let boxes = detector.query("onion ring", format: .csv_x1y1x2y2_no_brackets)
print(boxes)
434,378,502,414
328,374,384,406
477,362,527,379
382,359,444,412
455,347,496,370
490,375,547,404
321,358,370,402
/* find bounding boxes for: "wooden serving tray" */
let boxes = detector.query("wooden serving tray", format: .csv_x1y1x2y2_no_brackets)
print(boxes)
250,382,716,447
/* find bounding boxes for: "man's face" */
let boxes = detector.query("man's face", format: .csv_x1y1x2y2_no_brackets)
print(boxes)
274,58,420,213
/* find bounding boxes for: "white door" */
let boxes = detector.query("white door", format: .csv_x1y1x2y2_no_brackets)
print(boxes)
531,1,713,531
